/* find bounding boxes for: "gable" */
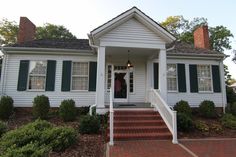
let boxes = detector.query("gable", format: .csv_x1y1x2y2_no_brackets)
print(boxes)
100,18,165,45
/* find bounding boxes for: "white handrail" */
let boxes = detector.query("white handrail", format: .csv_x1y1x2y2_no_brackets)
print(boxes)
109,88,114,146
149,88,178,144
89,104,96,116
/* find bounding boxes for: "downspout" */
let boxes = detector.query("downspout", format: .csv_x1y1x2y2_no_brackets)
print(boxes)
221,55,229,113
0,47,7,96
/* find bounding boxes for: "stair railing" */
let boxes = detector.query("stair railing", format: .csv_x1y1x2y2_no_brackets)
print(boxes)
109,88,114,146
149,88,178,144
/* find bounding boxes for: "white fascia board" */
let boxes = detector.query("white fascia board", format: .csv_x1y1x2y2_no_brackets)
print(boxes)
167,53,225,60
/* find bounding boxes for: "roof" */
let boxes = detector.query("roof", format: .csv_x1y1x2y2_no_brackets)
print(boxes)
6,39,92,50
166,41,225,57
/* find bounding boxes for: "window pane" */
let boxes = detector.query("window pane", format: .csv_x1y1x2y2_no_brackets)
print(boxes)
72,77,88,90
197,65,212,91
107,65,112,90
29,61,47,75
129,72,134,93
167,78,177,91
167,64,176,77
28,76,46,90
72,62,88,75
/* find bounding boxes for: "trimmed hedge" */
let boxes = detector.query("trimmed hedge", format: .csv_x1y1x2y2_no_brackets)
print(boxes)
220,113,236,130
79,115,100,134
59,99,77,122
174,100,192,116
177,113,193,132
32,95,50,119
0,121,7,137
0,96,14,120
199,100,216,118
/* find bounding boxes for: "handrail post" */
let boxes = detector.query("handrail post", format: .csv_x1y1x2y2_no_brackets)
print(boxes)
172,111,178,144
109,88,114,146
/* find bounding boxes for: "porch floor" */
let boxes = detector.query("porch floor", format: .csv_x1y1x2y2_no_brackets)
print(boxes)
105,102,152,108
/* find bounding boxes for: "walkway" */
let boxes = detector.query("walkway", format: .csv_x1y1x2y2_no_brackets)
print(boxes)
108,139,236,157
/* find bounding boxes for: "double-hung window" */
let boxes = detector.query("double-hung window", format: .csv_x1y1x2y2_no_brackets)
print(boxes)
71,62,89,90
167,64,177,91
28,61,47,90
197,65,212,92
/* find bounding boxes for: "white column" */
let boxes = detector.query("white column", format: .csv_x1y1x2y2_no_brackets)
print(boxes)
96,46,106,114
159,49,167,101
220,61,227,113
146,60,153,102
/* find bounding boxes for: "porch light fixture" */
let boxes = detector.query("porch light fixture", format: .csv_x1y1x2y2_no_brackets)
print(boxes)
127,50,132,68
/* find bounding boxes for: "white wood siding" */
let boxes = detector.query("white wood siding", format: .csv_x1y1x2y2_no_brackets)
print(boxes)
2,54,97,107
100,18,165,46
166,58,226,107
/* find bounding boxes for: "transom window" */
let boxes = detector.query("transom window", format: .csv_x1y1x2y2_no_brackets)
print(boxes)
197,65,212,92
28,61,47,90
72,62,89,90
167,64,177,91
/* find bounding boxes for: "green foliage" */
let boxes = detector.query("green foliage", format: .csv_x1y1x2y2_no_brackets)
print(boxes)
177,113,193,132
79,115,100,134
32,95,50,119
0,96,14,120
210,124,223,134
0,119,77,156
0,18,18,45
36,23,77,40
220,114,236,129
199,100,216,118
77,106,90,116
174,100,192,116
161,16,233,52
229,102,236,116
226,86,236,104
0,121,7,137
195,120,209,132
59,99,77,122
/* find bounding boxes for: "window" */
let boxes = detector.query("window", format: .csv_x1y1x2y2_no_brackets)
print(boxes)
107,65,112,91
167,64,177,91
197,65,212,92
28,61,47,90
71,62,89,90
129,70,134,93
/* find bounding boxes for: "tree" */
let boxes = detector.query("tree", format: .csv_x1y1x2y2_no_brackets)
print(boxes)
0,18,18,45
0,19,77,46
36,23,77,40
224,65,232,85
161,16,233,52
233,50,236,64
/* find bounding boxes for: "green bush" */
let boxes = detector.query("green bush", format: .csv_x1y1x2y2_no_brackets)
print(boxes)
174,100,192,116
199,100,216,118
79,115,100,134
0,121,7,137
0,96,14,120
229,102,236,116
177,113,193,132
226,86,236,104
0,119,77,156
59,99,77,122
195,120,209,132
32,95,50,119
220,113,236,129
77,106,90,116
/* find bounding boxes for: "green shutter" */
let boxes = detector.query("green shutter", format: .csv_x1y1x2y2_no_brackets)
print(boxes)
189,64,198,93
89,62,97,91
177,64,186,92
61,61,71,91
17,60,29,91
212,65,221,92
153,63,159,89
45,60,56,91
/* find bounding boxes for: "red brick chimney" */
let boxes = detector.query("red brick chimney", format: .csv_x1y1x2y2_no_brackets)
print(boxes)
193,25,210,49
17,17,36,43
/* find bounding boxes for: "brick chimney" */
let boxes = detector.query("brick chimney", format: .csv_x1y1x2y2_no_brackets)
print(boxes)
193,25,210,49
17,17,36,43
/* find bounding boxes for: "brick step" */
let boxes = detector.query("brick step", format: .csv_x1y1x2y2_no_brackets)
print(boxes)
113,115,162,121
114,110,158,116
108,132,172,140
110,120,165,127
108,126,169,133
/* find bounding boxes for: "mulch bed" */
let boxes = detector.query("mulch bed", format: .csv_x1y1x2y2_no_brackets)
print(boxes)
5,108,106,157
178,115,236,139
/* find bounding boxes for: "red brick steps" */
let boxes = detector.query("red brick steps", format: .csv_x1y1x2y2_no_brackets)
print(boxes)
107,110,172,141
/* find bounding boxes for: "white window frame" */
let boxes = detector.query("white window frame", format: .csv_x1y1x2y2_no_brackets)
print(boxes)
71,61,89,91
167,64,178,92
106,64,112,92
128,67,135,94
197,64,213,93
27,60,47,91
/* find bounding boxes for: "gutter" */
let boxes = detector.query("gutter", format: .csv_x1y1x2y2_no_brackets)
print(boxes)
87,33,99,51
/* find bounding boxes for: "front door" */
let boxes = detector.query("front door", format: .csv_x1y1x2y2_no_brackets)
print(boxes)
114,71,128,102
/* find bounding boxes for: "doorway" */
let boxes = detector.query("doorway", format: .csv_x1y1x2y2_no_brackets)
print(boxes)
114,71,128,102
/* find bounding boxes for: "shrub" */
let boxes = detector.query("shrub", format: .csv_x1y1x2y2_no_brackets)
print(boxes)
77,106,90,116
174,100,192,116
220,113,236,130
0,96,14,120
226,86,236,104
0,121,7,137
177,113,193,132
195,120,209,132
199,100,216,118
79,115,100,134
210,124,223,134
230,102,236,116
32,95,50,119
59,99,77,122
0,119,77,156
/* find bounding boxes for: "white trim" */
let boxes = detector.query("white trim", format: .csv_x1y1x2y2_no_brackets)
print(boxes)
167,63,178,92
113,69,128,103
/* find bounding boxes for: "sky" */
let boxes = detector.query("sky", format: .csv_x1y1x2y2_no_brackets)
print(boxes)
0,0,235,78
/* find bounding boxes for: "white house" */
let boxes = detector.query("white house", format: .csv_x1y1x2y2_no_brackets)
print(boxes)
0,7,226,114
